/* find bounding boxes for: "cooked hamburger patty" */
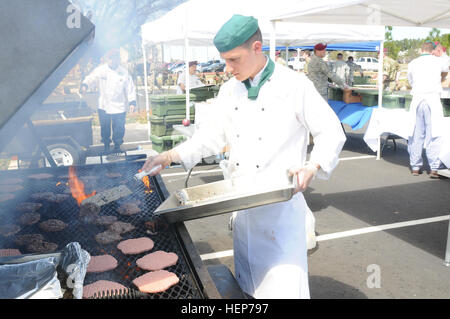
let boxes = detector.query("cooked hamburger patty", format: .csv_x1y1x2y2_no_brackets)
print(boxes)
26,240,58,253
132,270,179,293
14,233,45,246
87,255,118,273
28,173,54,180
0,224,21,237
92,215,118,226
117,202,141,216
0,249,22,257
95,231,123,245
39,219,67,232
79,202,101,218
0,178,23,185
19,212,41,226
108,221,135,235
0,193,15,203
16,202,42,212
83,280,127,299
136,251,178,271
117,237,154,255
0,184,24,193
105,172,122,178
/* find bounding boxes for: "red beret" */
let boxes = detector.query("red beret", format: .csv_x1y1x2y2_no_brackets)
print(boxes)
189,61,198,67
314,43,327,51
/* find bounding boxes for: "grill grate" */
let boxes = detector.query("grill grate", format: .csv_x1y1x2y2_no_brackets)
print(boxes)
0,161,202,299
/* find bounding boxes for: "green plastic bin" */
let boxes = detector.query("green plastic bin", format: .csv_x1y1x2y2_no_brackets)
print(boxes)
442,99,450,117
382,94,404,109
150,135,187,153
328,87,343,101
150,94,196,117
352,76,371,85
357,89,378,107
150,114,195,137
191,86,220,101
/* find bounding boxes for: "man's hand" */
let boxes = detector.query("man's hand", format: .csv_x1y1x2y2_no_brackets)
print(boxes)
288,163,319,194
141,149,179,176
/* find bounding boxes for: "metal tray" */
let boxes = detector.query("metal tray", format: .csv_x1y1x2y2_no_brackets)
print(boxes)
154,177,295,223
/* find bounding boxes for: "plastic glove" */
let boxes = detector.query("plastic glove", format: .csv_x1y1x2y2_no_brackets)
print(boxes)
288,163,319,194
141,149,180,176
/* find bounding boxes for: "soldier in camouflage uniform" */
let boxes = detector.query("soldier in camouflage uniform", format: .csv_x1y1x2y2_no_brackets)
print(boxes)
307,43,348,101
382,49,400,92
346,56,364,86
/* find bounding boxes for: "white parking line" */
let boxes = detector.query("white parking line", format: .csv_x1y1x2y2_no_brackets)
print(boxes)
316,215,450,242
199,215,450,261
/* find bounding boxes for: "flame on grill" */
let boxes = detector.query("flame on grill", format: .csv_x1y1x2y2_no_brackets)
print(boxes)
138,169,153,193
68,166,96,206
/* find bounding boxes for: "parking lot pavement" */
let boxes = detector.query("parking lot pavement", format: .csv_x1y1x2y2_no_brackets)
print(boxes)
160,130,450,299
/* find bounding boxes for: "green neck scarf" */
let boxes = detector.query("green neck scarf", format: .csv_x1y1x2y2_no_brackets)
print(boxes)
242,58,275,100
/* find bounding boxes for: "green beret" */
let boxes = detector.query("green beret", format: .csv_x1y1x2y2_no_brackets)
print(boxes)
214,15,259,53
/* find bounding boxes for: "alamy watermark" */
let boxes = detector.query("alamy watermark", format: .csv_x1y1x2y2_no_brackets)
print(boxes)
366,264,381,289
66,4,81,29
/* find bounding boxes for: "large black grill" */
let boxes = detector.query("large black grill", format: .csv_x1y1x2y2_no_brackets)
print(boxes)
0,160,203,299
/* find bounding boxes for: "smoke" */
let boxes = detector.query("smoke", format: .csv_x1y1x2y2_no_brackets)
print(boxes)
69,0,188,60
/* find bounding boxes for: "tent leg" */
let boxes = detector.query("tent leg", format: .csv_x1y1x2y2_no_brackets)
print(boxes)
142,42,151,142
376,40,384,160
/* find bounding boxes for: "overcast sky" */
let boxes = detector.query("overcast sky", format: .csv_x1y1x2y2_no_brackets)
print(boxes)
391,26,450,40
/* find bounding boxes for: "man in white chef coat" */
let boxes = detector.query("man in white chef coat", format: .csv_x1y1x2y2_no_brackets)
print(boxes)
81,48,136,153
141,15,346,299
176,61,205,94
407,41,449,178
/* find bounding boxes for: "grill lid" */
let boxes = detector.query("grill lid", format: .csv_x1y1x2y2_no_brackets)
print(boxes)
0,0,95,151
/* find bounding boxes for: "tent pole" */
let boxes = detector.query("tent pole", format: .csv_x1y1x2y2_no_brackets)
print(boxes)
270,21,276,61
184,6,190,121
142,41,151,142
376,40,384,160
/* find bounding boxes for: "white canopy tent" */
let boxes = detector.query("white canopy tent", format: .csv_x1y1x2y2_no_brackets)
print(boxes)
140,0,384,139
269,0,450,159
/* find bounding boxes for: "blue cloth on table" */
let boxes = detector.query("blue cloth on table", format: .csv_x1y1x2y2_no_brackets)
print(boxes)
328,100,377,130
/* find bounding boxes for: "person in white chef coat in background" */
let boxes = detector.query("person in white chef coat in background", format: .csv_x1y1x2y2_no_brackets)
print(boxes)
176,61,205,94
141,14,346,299
407,40,449,178
80,48,136,154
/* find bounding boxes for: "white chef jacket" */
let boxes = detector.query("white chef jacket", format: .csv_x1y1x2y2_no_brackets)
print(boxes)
83,64,136,114
174,62,346,299
407,54,449,138
176,70,205,94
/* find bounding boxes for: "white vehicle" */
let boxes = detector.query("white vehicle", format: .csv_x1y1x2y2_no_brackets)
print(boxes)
355,57,379,71
287,57,305,71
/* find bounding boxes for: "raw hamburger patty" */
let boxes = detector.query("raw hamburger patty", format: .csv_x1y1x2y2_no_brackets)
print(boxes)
28,173,54,180
0,224,21,237
0,184,23,193
83,280,127,299
117,237,154,255
26,240,58,253
19,212,41,225
39,219,67,232
14,234,44,246
87,255,118,273
0,178,23,185
95,231,122,245
30,192,55,201
132,270,179,293
117,202,141,216
108,221,135,234
136,251,178,271
0,193,15,203
0,249,22,257
16,202,42,212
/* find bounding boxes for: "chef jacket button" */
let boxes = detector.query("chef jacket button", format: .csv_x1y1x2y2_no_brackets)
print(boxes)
261,107,265,111
256,165,259,169
258,137,262,141
236,163,239,166
235,107,238,110
237,134,240,138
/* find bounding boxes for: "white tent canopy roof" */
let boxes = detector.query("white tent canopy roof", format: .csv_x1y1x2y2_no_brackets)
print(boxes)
271,0,450,28
141,0,384,47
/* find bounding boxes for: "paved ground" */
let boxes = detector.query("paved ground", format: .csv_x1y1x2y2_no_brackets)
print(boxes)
156,126,450,299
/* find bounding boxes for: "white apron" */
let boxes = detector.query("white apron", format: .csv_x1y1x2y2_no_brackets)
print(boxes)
174,65,346,299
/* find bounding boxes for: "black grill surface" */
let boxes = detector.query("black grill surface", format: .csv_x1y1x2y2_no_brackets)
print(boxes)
0,161,202,299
